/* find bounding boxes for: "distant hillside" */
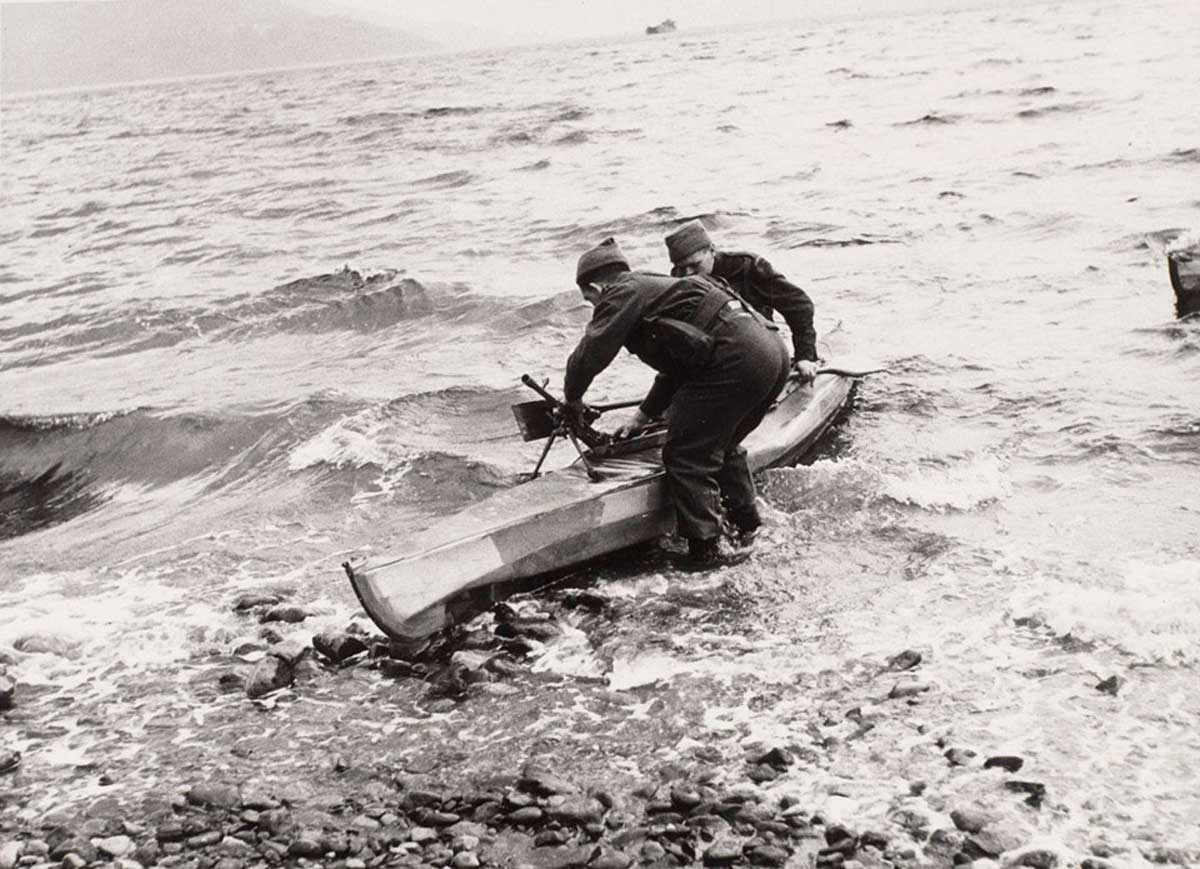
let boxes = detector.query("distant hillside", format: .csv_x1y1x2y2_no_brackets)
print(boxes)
1,0,435,93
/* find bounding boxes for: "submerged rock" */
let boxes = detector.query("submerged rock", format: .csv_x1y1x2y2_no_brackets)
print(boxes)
1003,781,1047,808
0,672,14,708
93,835,134,858
0,751,20,774
260,605,309,624
246,656,293,698
13,634,80,657
231,592,284,611
589,846,633,869
548,795,606,826
1010,848,1060,868
888,681,932,699
187,783,242,810
887,650,922,670
963,823,1028,858
703,838,743,865
526,844,594,869
519,761,579,796
950,808,994,834
944,748,977,766
313,631,368,664
983,755,1024,773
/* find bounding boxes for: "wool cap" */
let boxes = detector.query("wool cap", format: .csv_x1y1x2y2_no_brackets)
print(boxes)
664,219,713,264
576,237,630,284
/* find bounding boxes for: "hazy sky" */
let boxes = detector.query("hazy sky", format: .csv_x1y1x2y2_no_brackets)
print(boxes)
285,0,1018,49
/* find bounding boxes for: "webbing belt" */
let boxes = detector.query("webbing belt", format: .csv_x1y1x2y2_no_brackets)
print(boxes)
691,287,745,333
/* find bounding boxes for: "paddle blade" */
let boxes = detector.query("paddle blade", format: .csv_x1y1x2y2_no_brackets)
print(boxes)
817,364,888,378
512,399,557,441
816,356,887,378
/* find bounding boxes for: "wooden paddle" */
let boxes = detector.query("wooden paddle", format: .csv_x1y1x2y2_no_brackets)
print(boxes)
811,363,888,378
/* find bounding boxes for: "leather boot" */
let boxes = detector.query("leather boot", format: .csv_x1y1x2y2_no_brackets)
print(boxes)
678,536,751,571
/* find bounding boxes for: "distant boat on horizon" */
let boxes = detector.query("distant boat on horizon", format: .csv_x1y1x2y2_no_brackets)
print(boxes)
645,19,677,35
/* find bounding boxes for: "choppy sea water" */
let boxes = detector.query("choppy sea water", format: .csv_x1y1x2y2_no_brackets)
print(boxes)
2,0,1199,859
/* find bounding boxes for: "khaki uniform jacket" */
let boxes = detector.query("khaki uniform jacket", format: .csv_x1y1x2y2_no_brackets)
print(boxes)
675,251,818,362
564,271,739,418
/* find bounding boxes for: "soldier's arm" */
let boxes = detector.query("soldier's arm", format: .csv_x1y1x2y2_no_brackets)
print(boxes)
564,286,646,401
753,256,818,362
639,374,677,419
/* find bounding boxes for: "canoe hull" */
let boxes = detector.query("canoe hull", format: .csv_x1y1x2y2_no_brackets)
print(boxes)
346,368,854,640
1168,246,1200,318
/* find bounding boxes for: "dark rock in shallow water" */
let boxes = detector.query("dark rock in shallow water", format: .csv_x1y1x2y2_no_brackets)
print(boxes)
943,748,977,766
1003,780,1047,808
287,834,325,858
670,785,702,812
703,838,743,865
747,764,781,783
313,631,368,664
496,619,562,643
964,823,1028,858
520,761,579,795
232,592,284,611
260,604,309,624
13,634,80,657
1012,848,1060,868
888,681,932,699
984,755,1024,772
750,845,791,866
0,750,19,774
950,808,994,834
589,846,633,869
824,824,856,846
0,673,14,708
508,807,545,825
859,830,888,850
217,671,245,693
525,844,594,869
1095,675,1123,696
186,830,222,848
887,649,922,670
754,746,795,768
267,639,309,664
187,783,241,810
640,841,667,861
418,809,461,826
548,796,606,826
246,655,293,698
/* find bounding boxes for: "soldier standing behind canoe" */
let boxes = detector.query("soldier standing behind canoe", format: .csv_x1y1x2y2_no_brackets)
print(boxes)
664,219,821,384
564,237,791,569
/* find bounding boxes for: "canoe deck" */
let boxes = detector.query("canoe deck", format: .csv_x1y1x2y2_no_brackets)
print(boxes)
345,367,854,641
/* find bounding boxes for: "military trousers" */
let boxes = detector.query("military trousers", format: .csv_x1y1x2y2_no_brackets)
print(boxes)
662,309,790,542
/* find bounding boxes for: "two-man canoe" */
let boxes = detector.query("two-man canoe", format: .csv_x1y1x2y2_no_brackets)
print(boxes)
344,363,857,641
1168,242,1200,318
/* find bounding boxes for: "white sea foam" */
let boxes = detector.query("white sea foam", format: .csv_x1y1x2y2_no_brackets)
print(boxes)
1166,229,1199,255
882,453,1011,512
288,415,407,471
1009,558,1200,665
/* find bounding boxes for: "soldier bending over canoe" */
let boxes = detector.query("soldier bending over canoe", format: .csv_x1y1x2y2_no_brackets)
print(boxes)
564,237,790,569
665,219,820,383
